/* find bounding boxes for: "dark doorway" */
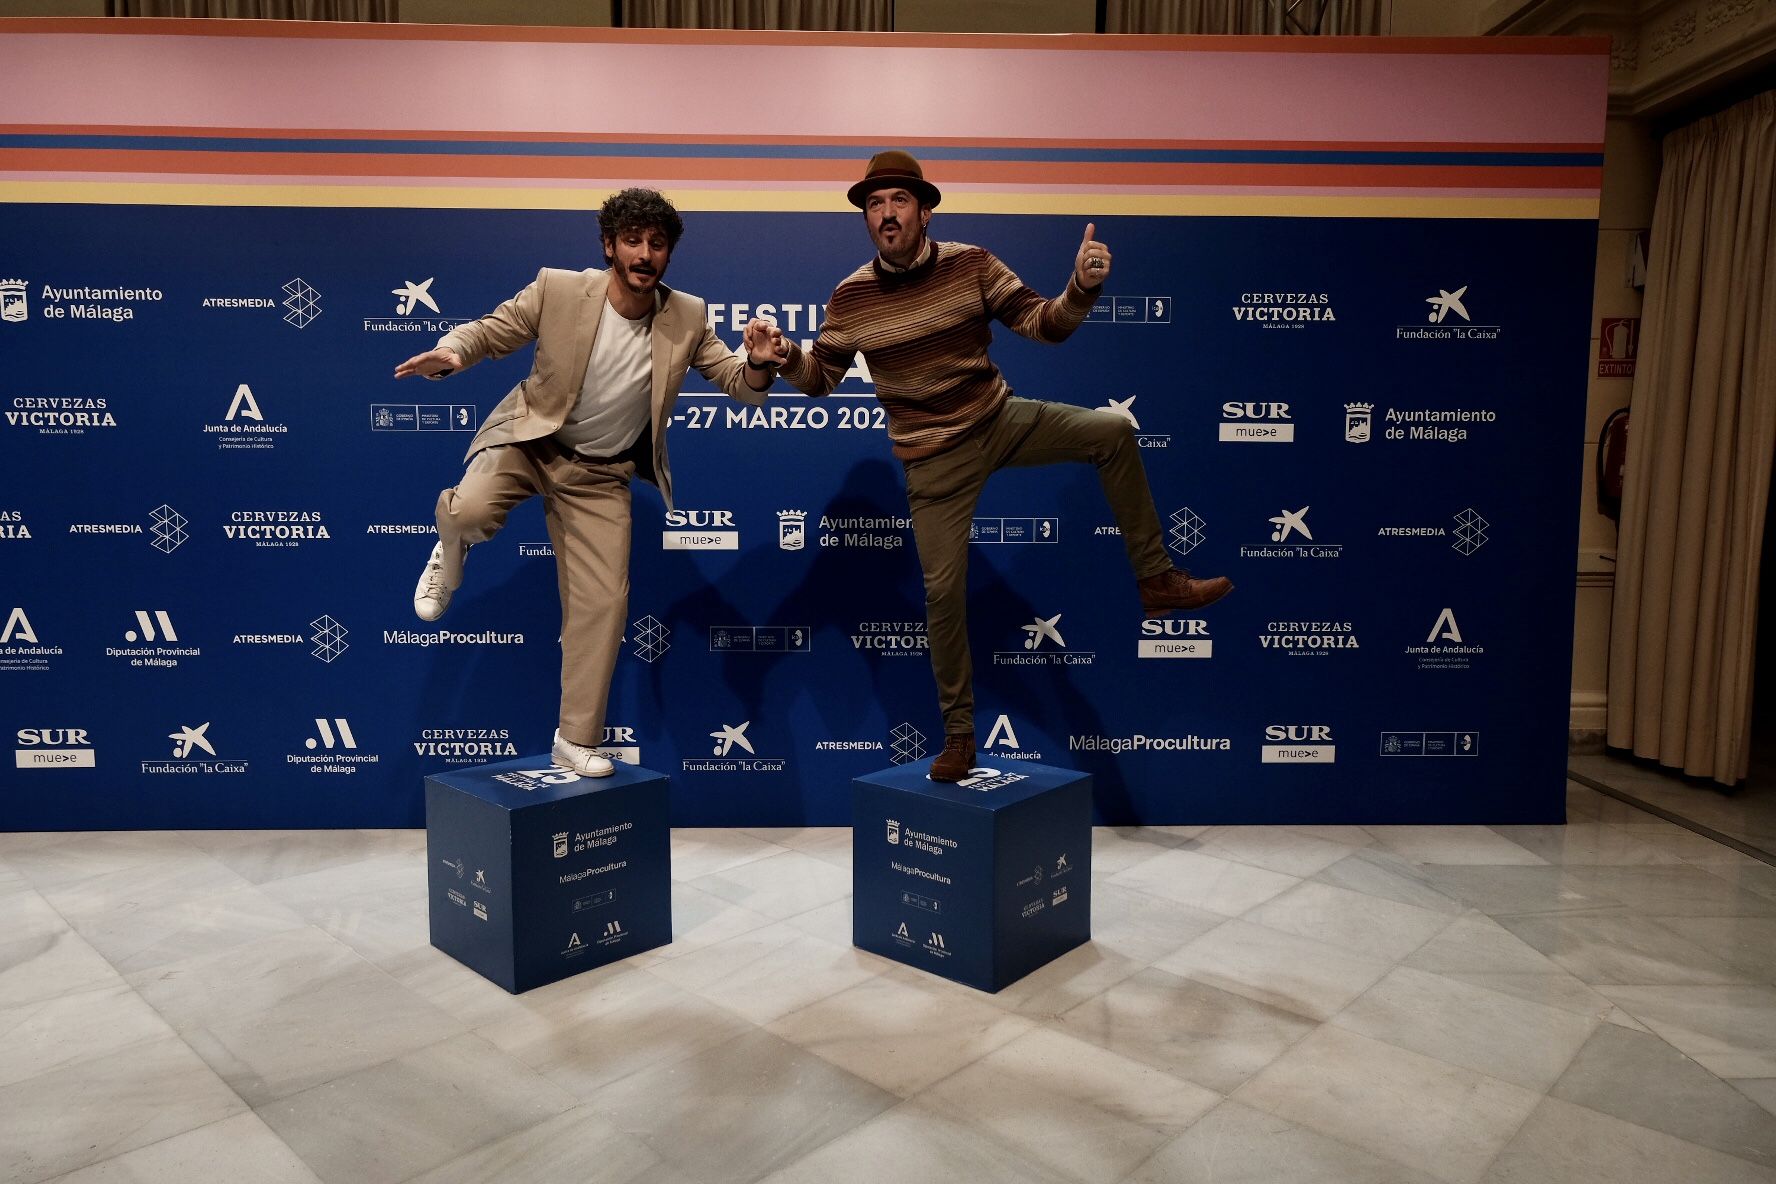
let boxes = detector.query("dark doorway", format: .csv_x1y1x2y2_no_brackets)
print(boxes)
1750,473,1776,795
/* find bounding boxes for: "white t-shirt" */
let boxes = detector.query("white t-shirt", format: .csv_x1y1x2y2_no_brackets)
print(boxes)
554,297,653,457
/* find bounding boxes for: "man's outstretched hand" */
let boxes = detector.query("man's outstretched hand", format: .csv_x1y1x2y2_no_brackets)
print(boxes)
394,347,463,380
1074,222,1112,290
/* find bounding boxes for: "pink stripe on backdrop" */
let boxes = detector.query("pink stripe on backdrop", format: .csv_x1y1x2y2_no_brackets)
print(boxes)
0,172,840,189
0,32,1607,145
0,172,1597,202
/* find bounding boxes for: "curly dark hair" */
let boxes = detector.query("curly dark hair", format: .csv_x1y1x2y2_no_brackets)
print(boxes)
598,188,685,250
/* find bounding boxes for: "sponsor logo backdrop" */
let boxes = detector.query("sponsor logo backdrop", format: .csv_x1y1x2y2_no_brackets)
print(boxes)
0,24,1606,827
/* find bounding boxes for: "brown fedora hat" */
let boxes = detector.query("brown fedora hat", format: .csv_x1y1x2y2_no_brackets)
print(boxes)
846,149,942,210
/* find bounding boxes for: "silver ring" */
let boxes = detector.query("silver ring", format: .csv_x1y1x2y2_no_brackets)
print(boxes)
1087,258,1105,271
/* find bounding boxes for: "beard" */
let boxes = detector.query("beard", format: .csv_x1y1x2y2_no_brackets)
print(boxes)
874,219,925,267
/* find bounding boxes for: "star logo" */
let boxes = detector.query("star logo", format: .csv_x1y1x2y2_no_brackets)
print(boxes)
1021,613,1066,651
169,722,216,759
1098,396,1140,430
1425,285,1470,324
392,278,440,316
1268,506,1313,543
710,721,755,757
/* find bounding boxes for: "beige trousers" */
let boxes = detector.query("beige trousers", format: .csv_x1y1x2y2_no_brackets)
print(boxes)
434,439,635,748
902,397,1173,737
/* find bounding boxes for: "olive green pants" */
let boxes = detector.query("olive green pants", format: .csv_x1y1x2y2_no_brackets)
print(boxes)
901,397,1172,736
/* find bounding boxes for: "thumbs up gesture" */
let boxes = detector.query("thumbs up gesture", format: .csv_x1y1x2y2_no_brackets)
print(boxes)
1074,222,1112,290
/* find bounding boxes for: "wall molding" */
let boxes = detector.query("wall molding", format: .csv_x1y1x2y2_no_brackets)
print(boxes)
1571,690,1609,743
1481,0,1776,116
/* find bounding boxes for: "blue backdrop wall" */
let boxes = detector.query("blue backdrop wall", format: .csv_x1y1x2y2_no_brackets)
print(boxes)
0,23,1610,827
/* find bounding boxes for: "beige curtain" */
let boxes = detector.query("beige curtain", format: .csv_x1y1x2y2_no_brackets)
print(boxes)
1608,89,1776,785
108,0,393,16
1105,0,1385,34
622,0,890,28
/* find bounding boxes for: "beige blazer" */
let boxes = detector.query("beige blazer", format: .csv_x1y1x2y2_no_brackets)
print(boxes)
436,266,765,510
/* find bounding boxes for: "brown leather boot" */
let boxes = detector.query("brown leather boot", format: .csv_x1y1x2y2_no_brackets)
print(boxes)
928,732,976,782
1138,568,1234,618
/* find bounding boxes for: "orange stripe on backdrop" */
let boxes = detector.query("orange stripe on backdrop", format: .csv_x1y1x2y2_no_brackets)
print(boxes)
0,149,1605,192
0,125,1607,155
0,19,1612,55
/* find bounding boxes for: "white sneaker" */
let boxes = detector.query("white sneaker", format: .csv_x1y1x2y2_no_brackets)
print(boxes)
414,542,453,622
551,729,615,778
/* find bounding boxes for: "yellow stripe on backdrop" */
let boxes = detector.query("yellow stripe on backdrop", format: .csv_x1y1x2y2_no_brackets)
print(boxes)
0,182,1601,220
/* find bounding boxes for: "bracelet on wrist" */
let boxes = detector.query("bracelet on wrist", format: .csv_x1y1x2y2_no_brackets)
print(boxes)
746,355,779,371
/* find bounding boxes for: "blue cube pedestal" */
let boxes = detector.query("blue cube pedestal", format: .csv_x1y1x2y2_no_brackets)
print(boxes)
425,755,671,993
852,759,1091,992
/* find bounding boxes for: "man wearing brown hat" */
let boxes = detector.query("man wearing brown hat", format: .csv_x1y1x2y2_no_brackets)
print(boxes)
770,151,1233,782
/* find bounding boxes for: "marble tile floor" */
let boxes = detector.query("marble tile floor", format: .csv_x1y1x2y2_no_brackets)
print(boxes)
5,781,1776,1184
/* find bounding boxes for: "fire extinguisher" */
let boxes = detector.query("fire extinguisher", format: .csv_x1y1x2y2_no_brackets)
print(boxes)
1597,407,1629,520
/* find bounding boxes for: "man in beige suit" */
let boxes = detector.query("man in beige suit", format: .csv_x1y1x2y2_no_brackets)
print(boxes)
394,189,782,777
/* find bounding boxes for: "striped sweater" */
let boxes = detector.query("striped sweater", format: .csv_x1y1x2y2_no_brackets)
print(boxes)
781,241,1099,460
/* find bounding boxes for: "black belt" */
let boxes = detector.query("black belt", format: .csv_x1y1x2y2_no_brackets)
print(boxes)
548,435,643,466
